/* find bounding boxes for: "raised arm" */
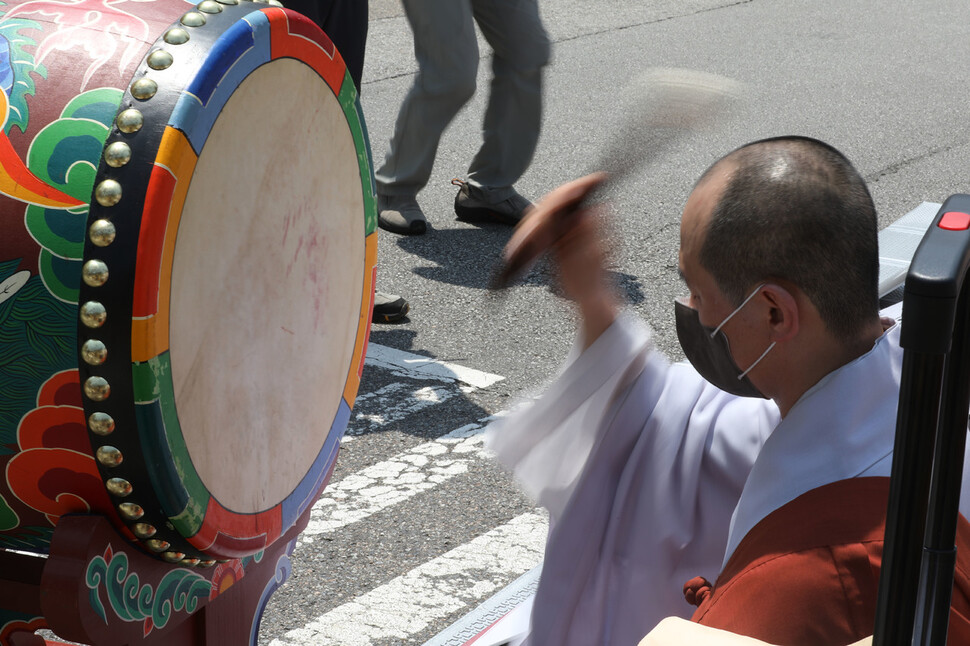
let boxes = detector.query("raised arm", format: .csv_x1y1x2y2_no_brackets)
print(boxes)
500,173,620,348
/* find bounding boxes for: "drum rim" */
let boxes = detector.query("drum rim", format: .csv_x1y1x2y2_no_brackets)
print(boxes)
75,5,377,564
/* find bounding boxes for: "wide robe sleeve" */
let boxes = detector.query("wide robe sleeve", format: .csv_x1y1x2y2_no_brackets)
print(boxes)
487,315,781,646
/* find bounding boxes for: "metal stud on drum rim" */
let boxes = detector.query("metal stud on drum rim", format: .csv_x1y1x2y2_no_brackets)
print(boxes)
147,50,174,70
81,302,108,328
145,539,170,552
180,11,206,27
82,260,109,287
198,1,223,13
106,478,133,497
84,376,110,401
116,108,144,133
94,180,122,207
88,412,115,436
104,142,132,167
96,446,123,468
133,523,157,539
118,502,144,520
89,219,117,246
130,78,158,101
81,340,108,366
164,27,190,45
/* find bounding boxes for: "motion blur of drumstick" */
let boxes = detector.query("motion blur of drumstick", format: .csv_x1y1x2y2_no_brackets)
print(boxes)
490,68,745,290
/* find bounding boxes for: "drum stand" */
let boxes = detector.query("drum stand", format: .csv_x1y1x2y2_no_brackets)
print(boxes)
0,504,312,646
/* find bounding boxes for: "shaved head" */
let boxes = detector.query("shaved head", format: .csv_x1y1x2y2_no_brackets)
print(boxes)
696,136,879,339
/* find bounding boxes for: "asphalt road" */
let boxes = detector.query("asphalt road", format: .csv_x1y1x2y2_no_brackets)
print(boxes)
255,1,970,644
360,0,970,383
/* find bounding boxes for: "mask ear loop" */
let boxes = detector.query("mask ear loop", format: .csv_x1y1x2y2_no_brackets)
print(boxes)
710,282,768,338
738,341,776,380
708,282,775,381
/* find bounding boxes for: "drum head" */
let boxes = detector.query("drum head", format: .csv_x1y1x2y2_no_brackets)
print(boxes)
169,57,365,515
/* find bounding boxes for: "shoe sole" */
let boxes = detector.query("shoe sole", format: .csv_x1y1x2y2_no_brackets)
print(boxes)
454,203,522,226
378,216,427,235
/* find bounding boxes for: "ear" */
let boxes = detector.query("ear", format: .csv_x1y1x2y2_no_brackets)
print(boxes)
758,283,799,342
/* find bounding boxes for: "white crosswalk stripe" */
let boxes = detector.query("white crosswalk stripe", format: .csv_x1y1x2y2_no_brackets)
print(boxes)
300,416,501,545
349,382,460,435
346,344,505,437
271,512,547,646
364,343,505,390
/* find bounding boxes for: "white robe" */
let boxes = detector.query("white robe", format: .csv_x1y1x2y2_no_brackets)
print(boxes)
487,304,970,646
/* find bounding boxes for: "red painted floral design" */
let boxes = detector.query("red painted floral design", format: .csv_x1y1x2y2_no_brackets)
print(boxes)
6,369,112,525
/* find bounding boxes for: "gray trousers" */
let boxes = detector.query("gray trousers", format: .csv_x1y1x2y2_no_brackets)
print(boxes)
375,0,550,202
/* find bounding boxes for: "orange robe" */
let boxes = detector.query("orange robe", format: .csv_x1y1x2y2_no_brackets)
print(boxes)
687,477,970,645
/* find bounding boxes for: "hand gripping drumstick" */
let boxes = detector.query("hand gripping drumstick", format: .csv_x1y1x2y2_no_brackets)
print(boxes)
491,68,745,290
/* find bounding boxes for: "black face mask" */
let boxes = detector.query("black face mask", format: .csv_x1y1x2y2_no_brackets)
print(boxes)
673,287,775,399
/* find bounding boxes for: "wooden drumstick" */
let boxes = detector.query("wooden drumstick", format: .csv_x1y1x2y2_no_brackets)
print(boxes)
491,68,745,290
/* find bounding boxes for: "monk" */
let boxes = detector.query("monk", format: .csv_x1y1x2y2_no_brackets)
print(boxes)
487,136,970,645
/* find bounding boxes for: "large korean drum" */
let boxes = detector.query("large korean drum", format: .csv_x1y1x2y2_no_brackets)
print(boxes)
0,0,377,566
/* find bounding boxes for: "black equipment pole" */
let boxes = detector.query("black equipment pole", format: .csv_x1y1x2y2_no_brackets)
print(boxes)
873,195,970,646
874,352,944,646
913,283,970,644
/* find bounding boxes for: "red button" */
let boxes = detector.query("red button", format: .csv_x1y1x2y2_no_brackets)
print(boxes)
939,212,970,230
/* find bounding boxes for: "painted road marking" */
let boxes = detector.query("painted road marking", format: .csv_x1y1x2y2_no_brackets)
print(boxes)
300,416,502,545
270,511,547,646
365,343,504,390
349,382,459,435
347,344,505,437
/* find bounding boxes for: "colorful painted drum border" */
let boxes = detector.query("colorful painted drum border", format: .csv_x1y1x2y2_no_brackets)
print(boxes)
76,5,377,563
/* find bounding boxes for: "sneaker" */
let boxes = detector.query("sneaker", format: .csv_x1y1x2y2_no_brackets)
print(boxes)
372,291,410,323
452,179,532,226
378,194,427,235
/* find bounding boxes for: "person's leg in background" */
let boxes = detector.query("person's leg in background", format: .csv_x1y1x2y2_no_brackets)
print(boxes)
453,0,550,226
374,0,479,235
